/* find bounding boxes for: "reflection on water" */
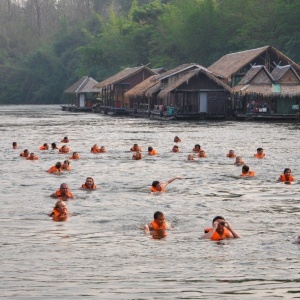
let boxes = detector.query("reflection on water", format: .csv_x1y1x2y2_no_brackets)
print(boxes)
1,105,300,299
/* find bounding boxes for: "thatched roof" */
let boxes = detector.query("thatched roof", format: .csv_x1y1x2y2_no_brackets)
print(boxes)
124,75,160,99
271,65,300,82
208,46,300,80
233,83,300,97
239,65,274,85
94,66,157,89
124,63,205,100
64,76,101,94
158,67,232,99
158,63,202,80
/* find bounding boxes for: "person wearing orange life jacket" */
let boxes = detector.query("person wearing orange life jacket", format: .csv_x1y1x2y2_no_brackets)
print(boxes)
202,216,241,241
20,149,30,157
61,136,69,143
47,162,62,174
151,176,182,193
130,143,142,152
254,147,265,158
50,183,74,200
39,143,49,150
12,142,18,149
132,151,142,160
198,150,207,158
59,145,70,154
234,156,245,166
81,177,97,189
26,152,38,160
69,151,80,160
193,144,201,153
61,160,71,171
226,149,236,158
144,211,169,239
49,200,69,221
91,144,101,153
278,168,294,183
240,164,256,177
147,146,157,155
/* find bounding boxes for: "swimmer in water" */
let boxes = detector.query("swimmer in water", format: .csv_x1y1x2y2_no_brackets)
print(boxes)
26,152,38,160
49,200,69,221
171,145,180,152
144,211,169,239
240,164,256,177
234,156,245,166
151,176,182,193
61,160,71,170
39,143,49,150
254,147,265,158
148,146,158,155
226,149,236,158
69,151,80,159
187,154,195,161
193,144,201,153
47,162,62,174
202,216,241,240
132,151,142,160
59,145,70,154
174,136,181,143
20,149,30,157
61,136,69,143
12,142,18,149
130,143,142,152
198,150,207,158
81,177,97,189
50,183,74,200
278,168,294,184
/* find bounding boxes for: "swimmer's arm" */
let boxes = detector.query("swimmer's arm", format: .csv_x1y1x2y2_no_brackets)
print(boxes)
201,227,216,239
226,222,241,238
165,176,182,187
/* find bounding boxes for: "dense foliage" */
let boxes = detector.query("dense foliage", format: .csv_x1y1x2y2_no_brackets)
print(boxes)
0,0,299,104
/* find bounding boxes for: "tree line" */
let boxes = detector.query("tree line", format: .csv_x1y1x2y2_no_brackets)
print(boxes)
0,0,299,104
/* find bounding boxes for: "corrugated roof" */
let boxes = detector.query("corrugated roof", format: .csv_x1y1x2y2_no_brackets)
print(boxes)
94,66,157,89
64,76,101,93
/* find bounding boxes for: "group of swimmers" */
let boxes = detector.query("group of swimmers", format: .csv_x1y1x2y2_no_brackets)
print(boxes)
13,135,299,241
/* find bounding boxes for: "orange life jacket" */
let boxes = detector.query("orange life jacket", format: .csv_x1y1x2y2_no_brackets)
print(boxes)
51,208,69,221
81,184,97,189
61,139,69,143
204,227,233,241
91,147,101,153
59,147,70,153
227,153,236,158
39,145,48,150
26,156,38,160
131,146,142,152
151,186,165,193
148,150,158,155
234,161,245,165
254,153,265,158
279,174,294,182
47,166,60,173
55,190,74,198
69,155,80,160
61,165,71,171
241,171,256,177
20,152,29,157
151,220,167,230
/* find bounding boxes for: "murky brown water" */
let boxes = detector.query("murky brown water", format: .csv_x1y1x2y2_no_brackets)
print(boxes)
1,105,300,299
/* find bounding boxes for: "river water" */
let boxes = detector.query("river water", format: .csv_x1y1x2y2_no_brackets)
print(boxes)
1,105,300,299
